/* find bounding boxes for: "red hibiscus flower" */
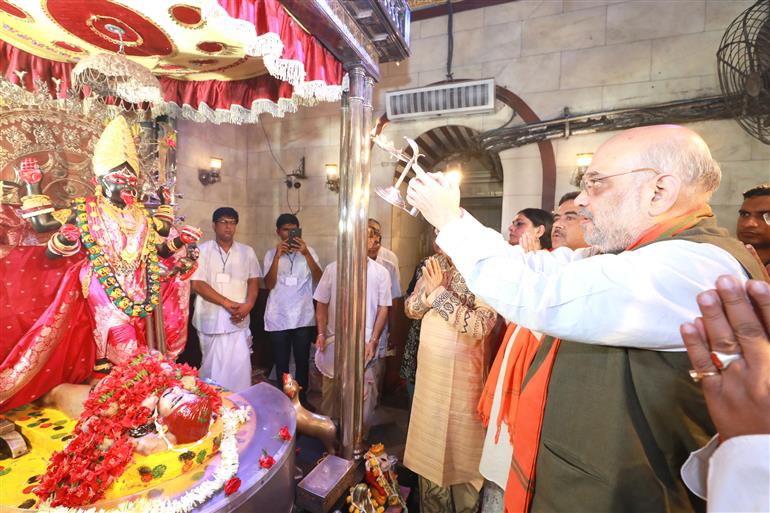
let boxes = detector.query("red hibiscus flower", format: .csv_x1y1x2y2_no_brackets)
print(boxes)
224,476,241,496
276,426,292,441
258,449,275,469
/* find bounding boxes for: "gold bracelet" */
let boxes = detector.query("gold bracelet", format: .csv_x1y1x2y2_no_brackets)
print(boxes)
20,194,52,209
48,234,80,257
52,208,72,225
154,204,174,222
166,238,180,252
20,194,54,218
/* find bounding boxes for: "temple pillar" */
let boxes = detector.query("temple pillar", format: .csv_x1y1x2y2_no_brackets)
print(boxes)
334,65,374,460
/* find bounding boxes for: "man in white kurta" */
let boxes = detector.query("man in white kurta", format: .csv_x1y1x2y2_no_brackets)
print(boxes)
313,230,392,426
191,208,261,392
263,213,322,404
368,218,402,359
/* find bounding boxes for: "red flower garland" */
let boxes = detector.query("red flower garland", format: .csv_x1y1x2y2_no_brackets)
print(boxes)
34,351,222,508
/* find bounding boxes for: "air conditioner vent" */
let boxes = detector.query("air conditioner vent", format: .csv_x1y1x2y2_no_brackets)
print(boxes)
385,79,495,121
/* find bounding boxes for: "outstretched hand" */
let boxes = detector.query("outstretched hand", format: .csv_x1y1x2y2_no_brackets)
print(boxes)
157,186,173,206
680,276,770,439
406,171,462,230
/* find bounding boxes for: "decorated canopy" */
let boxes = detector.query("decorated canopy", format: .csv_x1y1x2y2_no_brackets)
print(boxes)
0,0,344,123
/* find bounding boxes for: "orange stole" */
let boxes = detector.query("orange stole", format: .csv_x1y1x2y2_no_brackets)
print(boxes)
477,323,561,512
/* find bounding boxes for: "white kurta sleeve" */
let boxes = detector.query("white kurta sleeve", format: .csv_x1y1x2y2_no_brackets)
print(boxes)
313,264,334,303
378,267,393,307
436,213,749,349
683,435,770,512
247,247,262,278
707,435,770,513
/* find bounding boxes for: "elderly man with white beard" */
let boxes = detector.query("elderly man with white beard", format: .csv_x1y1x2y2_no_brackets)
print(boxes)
406,125,766,513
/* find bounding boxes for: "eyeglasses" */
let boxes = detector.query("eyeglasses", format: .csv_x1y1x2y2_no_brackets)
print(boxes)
216,219,238,226
579,167,661,194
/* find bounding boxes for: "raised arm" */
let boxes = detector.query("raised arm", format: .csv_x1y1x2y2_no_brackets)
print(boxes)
436,213,748,349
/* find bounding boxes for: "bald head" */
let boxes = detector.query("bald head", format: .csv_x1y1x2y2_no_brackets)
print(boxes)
574,125,719,253
598,125,720,200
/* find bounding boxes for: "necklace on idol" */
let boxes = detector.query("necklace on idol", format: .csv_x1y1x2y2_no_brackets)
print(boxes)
74,197,161,318
94,195,150,275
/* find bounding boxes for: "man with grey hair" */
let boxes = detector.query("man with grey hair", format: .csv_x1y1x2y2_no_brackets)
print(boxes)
406,125,765,512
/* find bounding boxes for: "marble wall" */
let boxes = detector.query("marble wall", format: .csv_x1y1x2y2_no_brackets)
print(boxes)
177,0,770,289
176,102,343,270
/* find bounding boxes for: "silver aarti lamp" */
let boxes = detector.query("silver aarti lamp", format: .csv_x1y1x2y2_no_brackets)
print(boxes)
371,134,426,217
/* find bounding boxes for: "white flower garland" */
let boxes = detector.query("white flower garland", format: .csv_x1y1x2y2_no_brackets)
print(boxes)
37,406,251,513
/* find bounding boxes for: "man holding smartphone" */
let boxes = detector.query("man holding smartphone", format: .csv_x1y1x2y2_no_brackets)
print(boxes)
264,213,323,405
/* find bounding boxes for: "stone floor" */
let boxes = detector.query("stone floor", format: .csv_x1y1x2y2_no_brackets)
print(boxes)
252,367,419,512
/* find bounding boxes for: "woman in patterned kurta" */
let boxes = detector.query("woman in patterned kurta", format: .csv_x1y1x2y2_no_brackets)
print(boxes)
403,252,497,513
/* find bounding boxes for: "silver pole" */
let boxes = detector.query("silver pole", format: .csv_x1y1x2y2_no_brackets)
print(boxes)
334,66,374,460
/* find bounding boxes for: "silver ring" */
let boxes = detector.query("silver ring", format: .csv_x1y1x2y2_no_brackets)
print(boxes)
710,351,743,370
689,369,720,382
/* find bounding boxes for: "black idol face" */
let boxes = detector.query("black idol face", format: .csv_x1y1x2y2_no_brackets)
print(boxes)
100,164,139,207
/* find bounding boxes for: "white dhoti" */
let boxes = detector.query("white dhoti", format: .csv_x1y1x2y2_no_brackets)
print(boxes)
198,329,252,392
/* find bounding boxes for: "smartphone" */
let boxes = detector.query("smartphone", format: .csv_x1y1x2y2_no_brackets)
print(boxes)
288,227,302,248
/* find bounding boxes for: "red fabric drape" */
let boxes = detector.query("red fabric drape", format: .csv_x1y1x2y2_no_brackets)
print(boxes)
0,246,95,411
0,0,343,115
0,244,191,412
0,40,75,97
218,0,343,86
159,73,295,111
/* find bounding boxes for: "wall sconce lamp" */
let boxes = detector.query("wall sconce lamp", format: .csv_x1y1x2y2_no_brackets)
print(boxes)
325,163,339,192
199,157,222,186
572,153,593,186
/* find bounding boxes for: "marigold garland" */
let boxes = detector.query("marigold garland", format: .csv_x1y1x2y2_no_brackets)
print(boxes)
34,351,222,508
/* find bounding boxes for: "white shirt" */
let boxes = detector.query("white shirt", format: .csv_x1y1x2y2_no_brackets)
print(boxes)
681,435,770,512
374,253,401,356
263,246,320,331
191,240,261,335
436,213,749,350
377,246,401,298
313,259,392,356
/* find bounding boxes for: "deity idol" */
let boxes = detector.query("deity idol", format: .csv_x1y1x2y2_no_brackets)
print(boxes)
0,116,201,411
364,443,406,510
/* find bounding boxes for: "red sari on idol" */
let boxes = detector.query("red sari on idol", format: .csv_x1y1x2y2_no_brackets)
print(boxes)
0,200,191,412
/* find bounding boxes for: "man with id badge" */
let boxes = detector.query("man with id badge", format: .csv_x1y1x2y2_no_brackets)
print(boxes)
191,207,261,391
264,213,323,405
